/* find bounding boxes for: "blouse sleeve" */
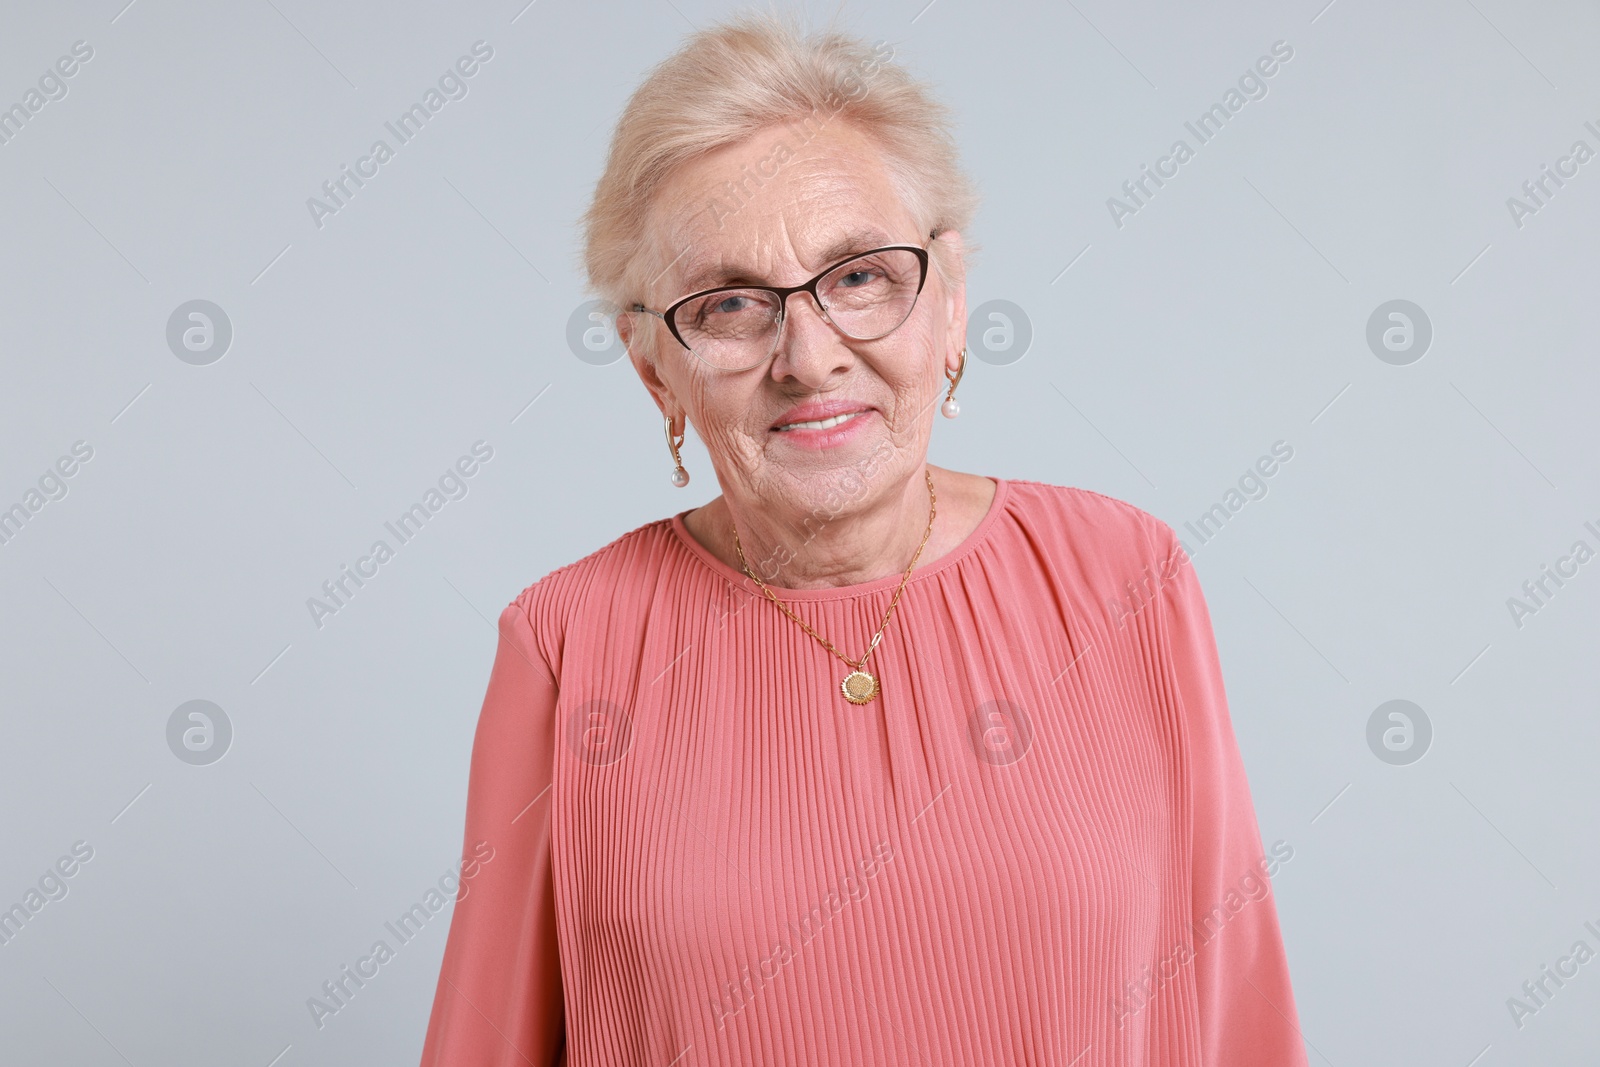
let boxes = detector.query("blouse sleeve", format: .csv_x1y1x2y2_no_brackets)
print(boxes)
419,596,566,1067
1156,531,1309,1067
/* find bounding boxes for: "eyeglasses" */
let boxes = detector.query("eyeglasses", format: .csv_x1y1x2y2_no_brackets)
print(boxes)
631,232,936,373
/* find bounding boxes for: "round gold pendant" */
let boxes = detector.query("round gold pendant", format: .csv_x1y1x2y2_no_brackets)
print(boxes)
841,670,880,705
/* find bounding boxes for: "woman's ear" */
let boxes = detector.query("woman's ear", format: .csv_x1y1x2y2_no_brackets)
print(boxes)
933,230,968,372
614,304,636,352
619,308,676,419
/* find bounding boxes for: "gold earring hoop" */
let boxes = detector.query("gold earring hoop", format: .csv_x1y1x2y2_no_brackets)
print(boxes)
941,346,967,419
665,414,689,487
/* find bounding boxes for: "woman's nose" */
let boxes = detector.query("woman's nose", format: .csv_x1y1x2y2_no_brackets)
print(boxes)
770,291,851,385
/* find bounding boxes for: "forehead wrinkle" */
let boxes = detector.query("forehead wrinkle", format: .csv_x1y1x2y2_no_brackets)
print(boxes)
647,133,915,299
780,173,887,245
671,226,790,294
675,226,900,295
782,177,914,261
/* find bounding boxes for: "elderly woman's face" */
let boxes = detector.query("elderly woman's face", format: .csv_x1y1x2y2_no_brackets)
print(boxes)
625,119,965,520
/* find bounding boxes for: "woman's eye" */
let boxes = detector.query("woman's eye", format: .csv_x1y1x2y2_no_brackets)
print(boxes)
710,295,751,314
838,270,876,288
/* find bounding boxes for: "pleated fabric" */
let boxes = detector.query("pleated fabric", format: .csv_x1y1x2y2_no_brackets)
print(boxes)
418,477,1308,1067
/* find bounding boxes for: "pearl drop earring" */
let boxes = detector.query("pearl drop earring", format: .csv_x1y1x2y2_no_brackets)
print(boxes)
942,346,968,419
664,414,689,487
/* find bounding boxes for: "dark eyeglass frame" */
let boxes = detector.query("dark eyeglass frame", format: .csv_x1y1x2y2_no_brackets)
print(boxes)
630,230,939,371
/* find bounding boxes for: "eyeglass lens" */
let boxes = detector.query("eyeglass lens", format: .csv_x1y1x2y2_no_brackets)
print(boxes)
672,248,923,370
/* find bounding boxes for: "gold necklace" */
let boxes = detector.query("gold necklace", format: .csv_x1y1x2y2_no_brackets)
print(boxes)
731,469,937,705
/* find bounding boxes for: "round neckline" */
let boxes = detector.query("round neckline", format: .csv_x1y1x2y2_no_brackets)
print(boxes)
667,476,1010,602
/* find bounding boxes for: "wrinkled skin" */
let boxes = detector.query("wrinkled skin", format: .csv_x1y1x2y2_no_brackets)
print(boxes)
618,118,995,590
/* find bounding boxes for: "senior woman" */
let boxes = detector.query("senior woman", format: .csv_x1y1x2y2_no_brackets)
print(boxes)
421,14,1306,1067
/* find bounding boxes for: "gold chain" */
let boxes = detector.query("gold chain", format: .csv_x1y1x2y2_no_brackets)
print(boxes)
731,469,937,684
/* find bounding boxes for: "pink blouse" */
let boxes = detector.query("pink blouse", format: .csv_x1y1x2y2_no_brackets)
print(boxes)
419,477,1308,1066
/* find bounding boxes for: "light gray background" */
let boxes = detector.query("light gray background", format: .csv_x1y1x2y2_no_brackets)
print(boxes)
2,0,1597,1064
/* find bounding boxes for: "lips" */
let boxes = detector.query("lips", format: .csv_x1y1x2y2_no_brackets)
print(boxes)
771,399,874,431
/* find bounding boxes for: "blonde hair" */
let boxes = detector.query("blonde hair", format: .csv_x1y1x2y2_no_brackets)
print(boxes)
581,11,978,311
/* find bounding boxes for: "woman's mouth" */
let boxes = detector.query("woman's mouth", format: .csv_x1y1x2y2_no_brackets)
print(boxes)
774,410,868,432
769,407,876,450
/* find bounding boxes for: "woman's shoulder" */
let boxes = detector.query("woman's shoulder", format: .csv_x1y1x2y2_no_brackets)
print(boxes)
1000,478,1203,648
1002,477,1178,555
507,516,676,616
494,515,681,675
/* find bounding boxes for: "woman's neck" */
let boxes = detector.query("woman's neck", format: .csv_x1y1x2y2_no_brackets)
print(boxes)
682,465,995,590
